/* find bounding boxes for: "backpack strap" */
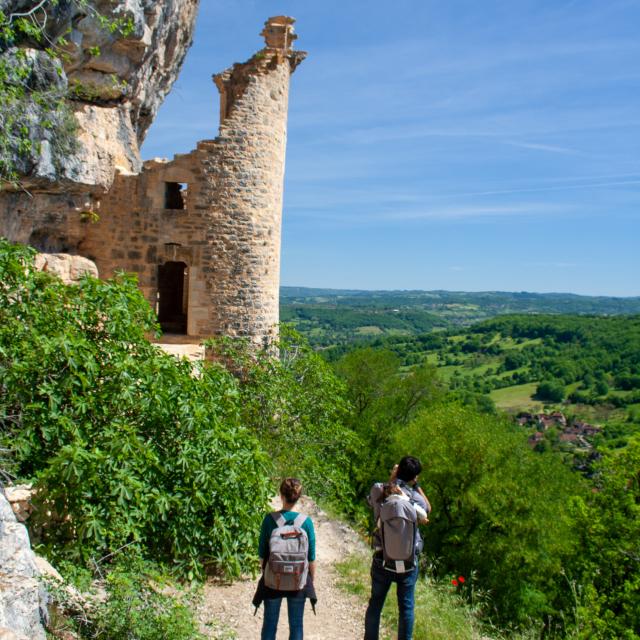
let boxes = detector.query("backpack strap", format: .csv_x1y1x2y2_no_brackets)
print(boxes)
271,512,287,528
292,513,307,529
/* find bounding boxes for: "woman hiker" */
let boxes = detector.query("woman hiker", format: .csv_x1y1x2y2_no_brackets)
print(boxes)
254,478,317,640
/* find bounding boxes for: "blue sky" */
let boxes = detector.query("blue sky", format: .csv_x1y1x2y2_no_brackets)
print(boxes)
141,0,640,296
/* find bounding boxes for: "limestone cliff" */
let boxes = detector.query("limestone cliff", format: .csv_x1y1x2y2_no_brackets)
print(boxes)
0,0,200,191
0,490,47,640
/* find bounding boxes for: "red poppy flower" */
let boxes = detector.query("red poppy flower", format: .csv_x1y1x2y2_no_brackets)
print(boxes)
458,576,465,584
451,579,459,586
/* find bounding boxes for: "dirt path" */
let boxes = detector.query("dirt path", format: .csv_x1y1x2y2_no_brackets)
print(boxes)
199,496,370,639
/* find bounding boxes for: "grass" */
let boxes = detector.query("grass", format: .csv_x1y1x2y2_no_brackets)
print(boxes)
438,365,464,380
499,337,543,351
490,382,541,411
356,326,385,335
208,621,237,639
335,554,540,640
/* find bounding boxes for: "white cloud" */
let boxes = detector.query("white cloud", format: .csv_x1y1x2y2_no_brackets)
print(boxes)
504,141,582,155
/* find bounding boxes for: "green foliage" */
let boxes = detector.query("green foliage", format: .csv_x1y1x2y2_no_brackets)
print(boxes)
334,347,443,495
536,379,565,402
206,326,357,503
392,403,586,629
49,557,205,640
0,239,270,579
570,440,640,639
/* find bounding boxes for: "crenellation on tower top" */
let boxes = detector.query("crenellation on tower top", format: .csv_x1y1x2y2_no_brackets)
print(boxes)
214,15,306,125
261,16,298,53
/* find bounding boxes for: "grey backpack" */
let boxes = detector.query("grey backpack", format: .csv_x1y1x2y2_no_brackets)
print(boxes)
378,497,417,573
264,512,309,591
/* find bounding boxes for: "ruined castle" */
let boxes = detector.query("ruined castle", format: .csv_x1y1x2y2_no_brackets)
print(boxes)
0,16,305,345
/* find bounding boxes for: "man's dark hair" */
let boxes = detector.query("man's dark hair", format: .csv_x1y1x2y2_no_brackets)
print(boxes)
396,456,422,482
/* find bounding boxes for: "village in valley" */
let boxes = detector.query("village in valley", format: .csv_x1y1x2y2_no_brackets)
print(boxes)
518,411,602,459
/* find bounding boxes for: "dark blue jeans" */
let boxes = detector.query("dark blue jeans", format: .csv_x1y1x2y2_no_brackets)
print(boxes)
261,596,305,640
364,559,419,640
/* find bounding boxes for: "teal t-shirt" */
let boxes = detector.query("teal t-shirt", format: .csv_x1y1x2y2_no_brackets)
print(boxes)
258,510,316,562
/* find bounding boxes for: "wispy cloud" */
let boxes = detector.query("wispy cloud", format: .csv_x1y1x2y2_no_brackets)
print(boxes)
525,262,580,269
437,180,640,200
504,141,582,155
286,201,575,224
381,203,573,222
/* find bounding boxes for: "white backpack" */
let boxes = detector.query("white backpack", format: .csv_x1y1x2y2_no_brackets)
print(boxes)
264,512,309,591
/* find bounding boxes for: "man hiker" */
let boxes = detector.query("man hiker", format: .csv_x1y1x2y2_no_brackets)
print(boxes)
364,455,431,640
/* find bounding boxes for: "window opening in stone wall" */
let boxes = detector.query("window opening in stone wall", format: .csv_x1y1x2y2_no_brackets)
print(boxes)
157,261,189,334
164,182,187,210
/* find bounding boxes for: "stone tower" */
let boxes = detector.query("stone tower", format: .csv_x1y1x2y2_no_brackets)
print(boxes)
0,17,306,346
205,16,306,343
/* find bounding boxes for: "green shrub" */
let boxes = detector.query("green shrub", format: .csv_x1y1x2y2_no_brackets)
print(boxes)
333,346,443,496
536,379,565,402
207,326,358,503
570,439,640,639
49,557,205,640
392,403,585,629
0,240,270,579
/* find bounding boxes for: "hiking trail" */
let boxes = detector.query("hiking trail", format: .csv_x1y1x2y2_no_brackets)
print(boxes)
198,496,372,639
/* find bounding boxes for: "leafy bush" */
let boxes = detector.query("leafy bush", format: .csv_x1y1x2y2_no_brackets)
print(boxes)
570,439,640,639
392,403,586,629
0,240,270,579
333,346,443,495
207,326,357,503
49,557,205,640
536,379,565,402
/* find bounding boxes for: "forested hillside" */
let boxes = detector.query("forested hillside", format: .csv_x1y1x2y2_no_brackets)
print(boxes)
281,287,640,347
329,315,640,471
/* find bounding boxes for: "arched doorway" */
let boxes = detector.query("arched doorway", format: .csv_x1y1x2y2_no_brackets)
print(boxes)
157,261,188,334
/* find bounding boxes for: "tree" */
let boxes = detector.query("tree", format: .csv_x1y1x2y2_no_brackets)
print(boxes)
334,347,443,494
393,403,585,629
207,325,357,504
570,439,640,639
536,379,565,402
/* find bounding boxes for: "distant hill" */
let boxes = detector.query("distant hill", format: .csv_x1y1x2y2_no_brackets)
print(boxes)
280,287,640,347
281,286,640,314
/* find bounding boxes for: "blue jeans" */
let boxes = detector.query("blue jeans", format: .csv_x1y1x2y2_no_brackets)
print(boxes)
261,596,305,640
364,559,419,640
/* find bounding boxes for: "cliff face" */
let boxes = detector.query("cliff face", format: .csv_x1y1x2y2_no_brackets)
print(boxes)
0,0,200,190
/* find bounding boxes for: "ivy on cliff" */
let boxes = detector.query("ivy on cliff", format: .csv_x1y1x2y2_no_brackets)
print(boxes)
0,1,132,184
